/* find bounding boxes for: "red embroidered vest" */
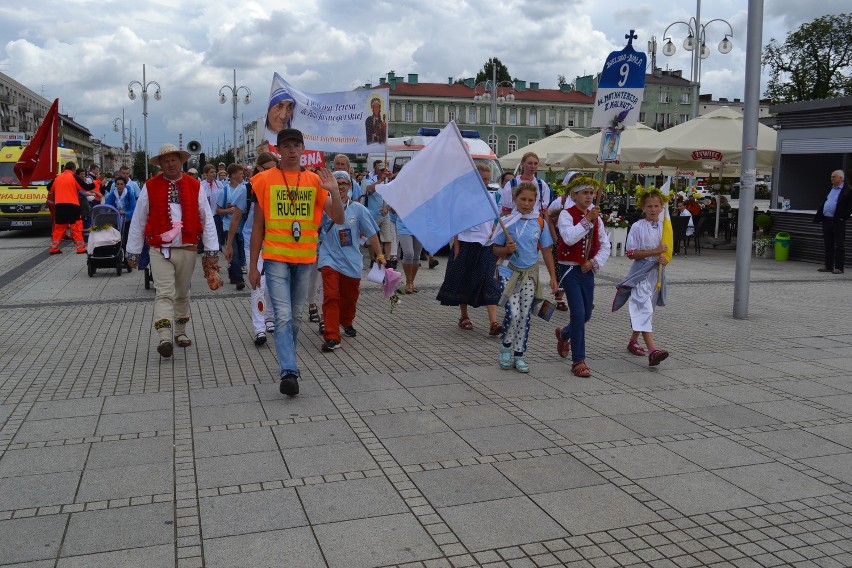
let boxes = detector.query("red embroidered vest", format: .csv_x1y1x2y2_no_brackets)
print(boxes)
557,205,600,263
144,174,203,247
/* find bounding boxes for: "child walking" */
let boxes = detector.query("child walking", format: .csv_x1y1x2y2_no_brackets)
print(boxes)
553,178,611,378
613,188,670,366
492,182,558,373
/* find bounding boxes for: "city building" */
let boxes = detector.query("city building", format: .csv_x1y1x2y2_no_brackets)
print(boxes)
367,71,597,156
698,93,772,119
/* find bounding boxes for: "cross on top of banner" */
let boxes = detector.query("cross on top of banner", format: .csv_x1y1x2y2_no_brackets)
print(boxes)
625,29,638,47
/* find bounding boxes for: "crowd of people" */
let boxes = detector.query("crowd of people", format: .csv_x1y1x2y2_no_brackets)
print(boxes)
48,140,674,397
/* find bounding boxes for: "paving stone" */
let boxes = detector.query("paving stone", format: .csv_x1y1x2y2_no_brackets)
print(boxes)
364,410,450,438
190,385,260,407
662,437,771,470
260,394,339,420
800,453,852,485
687,406,780,429
481,378,563,398
637,471,765,515
531,484,661,534
575,393,663,416
495,453,607,494
803,423,852,451
199,488,306,538
383,431,479,466
0,514,68,564
611,411,705,437
190,402,267,427
56,544,173,568
282,440,378,477
193,426,278,458
298,476,407,524
410,463,522,507
343,388,422,411
204,526,324,567
651,389,731,410
95,409,172,436
714,463,835,502
61,503,172,556
433,404,521,430
743,401,835,423
745,430,849,460
272,418,358,448
409,383,485,405
590,444,703,479
0,470,80,510
13,415,99,443
329,373,403,393
456,423,554,455
76,462,171,502
440,496,567,552
101,392,173,414
313,512,442,568
0,444,89,477
196,450,287,489
28,398,104,420
545,416,640,444
85,436,173,469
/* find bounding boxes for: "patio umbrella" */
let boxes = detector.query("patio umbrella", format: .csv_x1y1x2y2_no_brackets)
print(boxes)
498,128,586,170
547,123,664,169
628,106,777,238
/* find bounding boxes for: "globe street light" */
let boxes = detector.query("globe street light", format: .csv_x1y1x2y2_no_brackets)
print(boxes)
112,108,132,167
128,64,162,180
472,62,515,154
219,69,251,163
661,0,733,119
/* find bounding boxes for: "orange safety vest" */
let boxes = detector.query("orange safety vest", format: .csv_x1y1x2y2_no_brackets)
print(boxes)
252,168,328,263
52,170,82,205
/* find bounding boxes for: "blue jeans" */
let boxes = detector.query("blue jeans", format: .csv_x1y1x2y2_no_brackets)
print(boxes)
558,264,595,363
227,232,244,283
265,260,313,378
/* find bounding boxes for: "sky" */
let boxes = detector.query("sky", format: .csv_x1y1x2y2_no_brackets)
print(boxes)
0,0,846,159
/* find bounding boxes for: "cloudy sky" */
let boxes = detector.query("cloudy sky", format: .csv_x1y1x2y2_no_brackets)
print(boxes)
0,0,845,158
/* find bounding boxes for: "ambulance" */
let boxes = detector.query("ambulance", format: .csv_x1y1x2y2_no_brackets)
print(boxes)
366,127,503,189
0,140,76,231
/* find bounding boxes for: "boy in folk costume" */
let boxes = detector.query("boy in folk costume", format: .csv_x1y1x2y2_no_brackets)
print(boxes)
612,187,671,366
491,182,558,373
553,177,611,378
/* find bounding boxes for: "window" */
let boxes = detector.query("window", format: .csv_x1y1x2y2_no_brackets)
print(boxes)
508,135,518,153
639,112,646,123
448,108,456,122
487,134,497,153
404,105,413,123
468,107,477,124
527,138,538,146
567,118,574,127
680,92,689,104
679,114,690,124
509,108,517,125
659,91,670,103
425,106,435,123
528,109,538,126
548,111,556,126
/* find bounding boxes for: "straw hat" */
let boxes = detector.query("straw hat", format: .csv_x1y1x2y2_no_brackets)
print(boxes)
149,144,191,166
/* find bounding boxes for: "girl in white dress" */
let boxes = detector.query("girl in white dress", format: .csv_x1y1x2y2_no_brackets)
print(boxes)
618,190,670,366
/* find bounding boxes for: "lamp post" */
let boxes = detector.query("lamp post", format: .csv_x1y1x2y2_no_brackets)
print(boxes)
219,69,251,162
472,62,515,154
661,0,733,119
112,109,131,166
128,64,162,180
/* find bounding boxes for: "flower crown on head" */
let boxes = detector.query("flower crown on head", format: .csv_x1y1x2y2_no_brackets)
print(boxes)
560,175,599,195
635,186,670,207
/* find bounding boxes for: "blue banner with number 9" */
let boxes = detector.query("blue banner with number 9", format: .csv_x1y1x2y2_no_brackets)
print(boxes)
591,31,647,129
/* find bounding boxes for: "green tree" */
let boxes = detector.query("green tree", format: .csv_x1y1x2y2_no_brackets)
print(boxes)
475,57,512,84
762,13,852,102
131,150,148,182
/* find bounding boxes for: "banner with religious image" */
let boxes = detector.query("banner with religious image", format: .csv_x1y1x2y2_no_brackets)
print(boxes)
265,73,389,154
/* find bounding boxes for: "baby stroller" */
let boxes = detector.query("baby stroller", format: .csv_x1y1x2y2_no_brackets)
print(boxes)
86,204,124,277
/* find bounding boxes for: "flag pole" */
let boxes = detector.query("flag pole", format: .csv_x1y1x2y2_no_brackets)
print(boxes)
584,161,608,259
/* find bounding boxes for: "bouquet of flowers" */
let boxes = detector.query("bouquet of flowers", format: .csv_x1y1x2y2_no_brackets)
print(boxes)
603,212,629,229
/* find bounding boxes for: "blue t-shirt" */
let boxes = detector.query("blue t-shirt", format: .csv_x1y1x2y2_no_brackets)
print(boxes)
350,179,362,202
396,216,412,236
217,182,247,231
362,173,386,221
318,200,379,278
494,217,552,269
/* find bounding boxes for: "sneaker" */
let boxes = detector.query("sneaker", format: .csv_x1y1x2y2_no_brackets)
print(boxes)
342,325,357,337
49,249,62,255
555,328,571,358
236,280,246,291
648,349,669,367
428,257,439,269
76,248,86,254
280,374,299,396
241,265,248,274
253,332,267,346
265,322,275,334
321,339,340,352
387,257,398,269
499,345,513,370
514,356,530,373
318,320,324,334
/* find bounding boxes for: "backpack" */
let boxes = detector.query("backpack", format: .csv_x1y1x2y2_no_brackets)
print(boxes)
509,177,549,215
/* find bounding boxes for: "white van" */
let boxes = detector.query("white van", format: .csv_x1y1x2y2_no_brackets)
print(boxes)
366,127,502,189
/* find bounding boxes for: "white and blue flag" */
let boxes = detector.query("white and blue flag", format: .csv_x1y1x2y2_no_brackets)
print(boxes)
376,121,499,254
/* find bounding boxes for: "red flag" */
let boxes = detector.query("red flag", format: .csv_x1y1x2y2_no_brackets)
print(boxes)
14,98,60,188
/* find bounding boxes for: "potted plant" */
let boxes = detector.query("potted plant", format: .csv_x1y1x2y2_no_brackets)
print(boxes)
755,213,772,236
754,236,773,258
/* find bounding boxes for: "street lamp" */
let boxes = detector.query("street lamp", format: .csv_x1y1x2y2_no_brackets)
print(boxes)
128,64,162,179
472,62,515,154
661,0,733,119
219,69,251,163
112,108,131,167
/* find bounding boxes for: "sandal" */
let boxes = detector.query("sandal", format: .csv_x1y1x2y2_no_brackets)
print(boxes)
514,356,530,373
571,360,592,378
648,349,669,367
308,304,320,323
405,283,414,294
175,334,192,348
458,317,473,330
555,328,571,359
555,290,568,311
627,340,646,356
157,340,173,358
488,322,503,336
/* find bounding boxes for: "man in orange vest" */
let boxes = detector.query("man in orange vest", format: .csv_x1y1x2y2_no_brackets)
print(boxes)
49,162,86,254
249,129,344,396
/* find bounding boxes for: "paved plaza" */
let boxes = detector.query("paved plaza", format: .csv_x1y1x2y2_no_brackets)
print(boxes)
0,228,851,568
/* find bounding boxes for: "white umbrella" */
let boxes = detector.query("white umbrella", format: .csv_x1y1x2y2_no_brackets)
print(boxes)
498,128,586,170
546,123,664,169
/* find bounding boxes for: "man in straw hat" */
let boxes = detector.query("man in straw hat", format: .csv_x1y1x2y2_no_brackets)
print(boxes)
126,144,222,358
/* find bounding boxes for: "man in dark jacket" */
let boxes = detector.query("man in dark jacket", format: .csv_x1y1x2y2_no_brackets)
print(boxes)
814,170,851,274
